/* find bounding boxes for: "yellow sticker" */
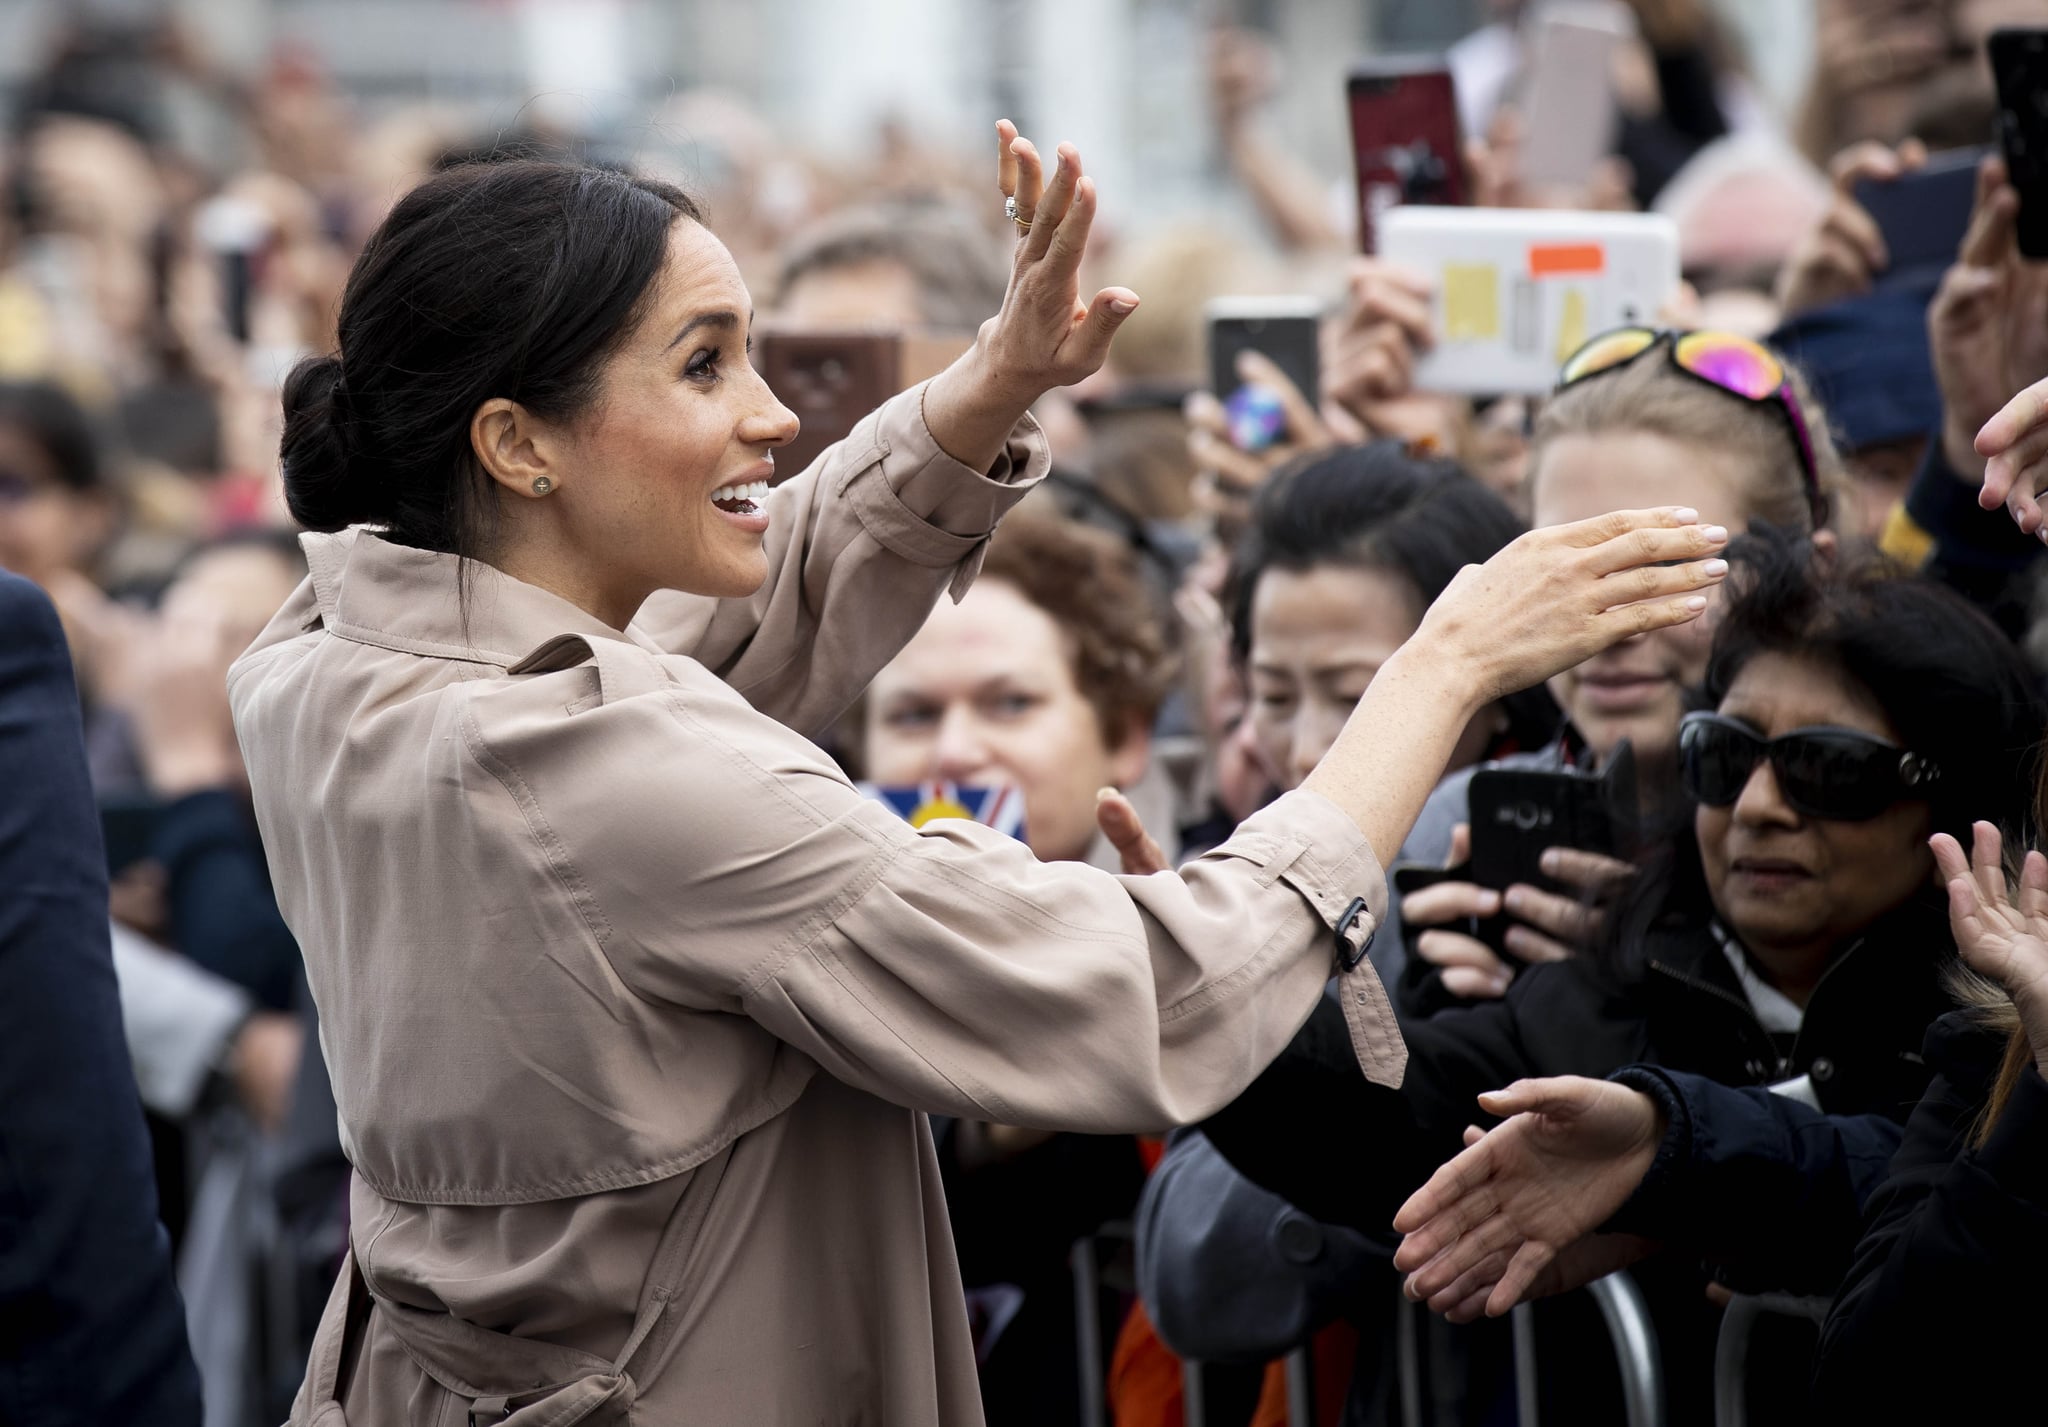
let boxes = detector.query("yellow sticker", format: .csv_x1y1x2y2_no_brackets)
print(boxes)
1555,287,1589,366
1442,263,1500,341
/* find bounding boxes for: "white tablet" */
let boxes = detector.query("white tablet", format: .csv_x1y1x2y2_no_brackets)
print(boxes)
1379,206,1681,395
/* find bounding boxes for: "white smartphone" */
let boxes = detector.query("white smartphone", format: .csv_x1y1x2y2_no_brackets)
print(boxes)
1379,205,1680,395
1517,2,1632,191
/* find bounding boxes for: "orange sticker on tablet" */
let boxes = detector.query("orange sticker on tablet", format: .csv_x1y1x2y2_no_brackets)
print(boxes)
1528,243,1605,277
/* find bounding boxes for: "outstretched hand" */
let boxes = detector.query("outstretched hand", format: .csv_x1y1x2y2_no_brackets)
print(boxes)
1931,823,2048,1077
1391,1076,1665,1320
1412,508,1728,708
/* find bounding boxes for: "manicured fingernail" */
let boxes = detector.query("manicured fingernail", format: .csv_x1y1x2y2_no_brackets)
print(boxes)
1702,558,1729,576
1503,888,1525,915
1110,298,1137,315
1702,525,1728,543
1538,848,1562,875
1684,595,1709,611
1673,507,1698,523
1476,889,1501,913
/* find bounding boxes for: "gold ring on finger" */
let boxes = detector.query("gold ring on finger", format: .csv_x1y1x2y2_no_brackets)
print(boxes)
1004,195,1032,233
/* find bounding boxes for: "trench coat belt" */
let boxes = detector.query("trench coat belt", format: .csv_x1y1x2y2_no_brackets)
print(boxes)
297,1144,735,1427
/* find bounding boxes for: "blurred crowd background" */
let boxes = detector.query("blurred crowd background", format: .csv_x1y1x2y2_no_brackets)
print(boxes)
10,1,2048,1425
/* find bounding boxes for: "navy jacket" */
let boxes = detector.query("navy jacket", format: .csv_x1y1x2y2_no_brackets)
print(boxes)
0,570,201,1426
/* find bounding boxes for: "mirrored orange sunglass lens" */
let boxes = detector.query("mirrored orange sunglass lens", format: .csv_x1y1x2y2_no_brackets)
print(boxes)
1560,329,1658,384
1673,332,1783,401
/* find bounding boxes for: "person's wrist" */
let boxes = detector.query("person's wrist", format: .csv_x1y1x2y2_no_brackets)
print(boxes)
923,338,1038,466
1378,637,1490,724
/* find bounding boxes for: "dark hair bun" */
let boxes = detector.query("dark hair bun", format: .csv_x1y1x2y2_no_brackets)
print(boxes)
280,355,380,532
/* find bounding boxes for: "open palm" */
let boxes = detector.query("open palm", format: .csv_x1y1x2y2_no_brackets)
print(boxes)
1392,1077,1665,1319
1932,823,2048,1072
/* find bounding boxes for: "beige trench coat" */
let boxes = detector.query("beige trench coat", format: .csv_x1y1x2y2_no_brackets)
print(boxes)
232,384,1404,1426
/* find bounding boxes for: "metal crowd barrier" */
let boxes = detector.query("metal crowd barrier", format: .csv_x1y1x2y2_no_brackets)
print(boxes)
1712,1293,1831,1427
1068,1223,1317,1427
1503,1272,1667,1427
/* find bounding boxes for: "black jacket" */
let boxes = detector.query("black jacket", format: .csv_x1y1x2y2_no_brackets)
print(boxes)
1203,893,1957,1425
0,572,201,1427
1811,1011,2048,1421
1207,893,1956,1232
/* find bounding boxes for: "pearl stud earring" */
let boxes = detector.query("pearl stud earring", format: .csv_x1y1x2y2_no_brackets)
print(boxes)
531,476,554,496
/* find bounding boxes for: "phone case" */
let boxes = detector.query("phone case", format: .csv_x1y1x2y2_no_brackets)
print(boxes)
1852,146,1985,278
1205,298,1322,399
1464,745,1636,957
1991,29,2048,260
1348,60,1467,255
1379,206,1679,394
1516,13,1623,189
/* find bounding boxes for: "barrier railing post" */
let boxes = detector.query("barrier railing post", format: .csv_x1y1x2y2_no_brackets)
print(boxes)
1588,1271,1665,1427
1071,1234,1107,1427
1713,1293,1830,1427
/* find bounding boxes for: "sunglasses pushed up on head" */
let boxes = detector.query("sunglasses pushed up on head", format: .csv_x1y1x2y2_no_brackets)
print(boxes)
1556,327,1827,530
1677,711,1941,823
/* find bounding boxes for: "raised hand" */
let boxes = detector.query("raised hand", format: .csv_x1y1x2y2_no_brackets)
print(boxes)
1937,154,2048,491
921,122,1141,472
1931,823,2048,1077
1976,373,2048,539
1391,1076,1666,1320
1774,140,1926,319
985,120,1139,394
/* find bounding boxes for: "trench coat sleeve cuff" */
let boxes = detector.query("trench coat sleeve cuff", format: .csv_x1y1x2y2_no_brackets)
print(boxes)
842,379,1050,601
1215,788,1403,1089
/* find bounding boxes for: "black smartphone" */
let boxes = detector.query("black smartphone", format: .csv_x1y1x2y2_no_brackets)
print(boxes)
1853,146,1987,279
1205,297,1321,452
1347,58,1467,255
1464,744,1636,958
1990,29,2048,260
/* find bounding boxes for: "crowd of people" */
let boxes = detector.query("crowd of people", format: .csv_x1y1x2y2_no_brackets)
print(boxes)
7,2,2048,1425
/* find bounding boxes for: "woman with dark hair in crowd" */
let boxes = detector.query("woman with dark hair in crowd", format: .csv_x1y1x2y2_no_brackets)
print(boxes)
228,127,1725,1422
1391,815,2048,1425
1196,530,2044,1425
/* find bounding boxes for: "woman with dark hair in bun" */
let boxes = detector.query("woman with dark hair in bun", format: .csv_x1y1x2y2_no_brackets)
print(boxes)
233,126,1730,1425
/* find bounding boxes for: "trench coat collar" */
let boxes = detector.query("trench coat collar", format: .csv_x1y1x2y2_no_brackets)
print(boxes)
299,527,656,674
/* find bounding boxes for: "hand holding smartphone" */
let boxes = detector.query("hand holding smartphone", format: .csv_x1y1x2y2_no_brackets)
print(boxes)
1348,58,1467,254
1205,297,1322,452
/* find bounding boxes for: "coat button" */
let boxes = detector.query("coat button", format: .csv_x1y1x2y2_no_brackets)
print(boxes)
1811,1057,1835,1082
1272,1211,1324,1264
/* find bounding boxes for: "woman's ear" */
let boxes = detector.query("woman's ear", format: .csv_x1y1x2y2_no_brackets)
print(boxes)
470,398,559,498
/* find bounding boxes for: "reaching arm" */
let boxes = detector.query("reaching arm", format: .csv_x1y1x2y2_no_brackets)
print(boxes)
631,124,1137,736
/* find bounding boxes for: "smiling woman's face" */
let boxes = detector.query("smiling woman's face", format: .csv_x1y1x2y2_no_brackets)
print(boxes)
542,219,799,615
1695,650,1935,991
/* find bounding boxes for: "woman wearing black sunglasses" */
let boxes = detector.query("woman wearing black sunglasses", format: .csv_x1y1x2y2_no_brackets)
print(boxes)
1195,530,2044,1426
